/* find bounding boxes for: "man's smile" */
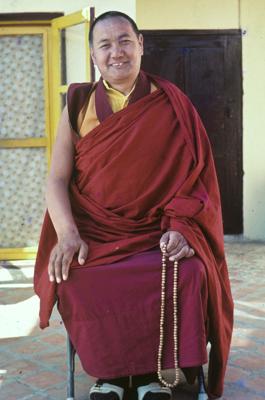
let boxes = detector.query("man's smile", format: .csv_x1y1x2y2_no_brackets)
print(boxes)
110,61,129,68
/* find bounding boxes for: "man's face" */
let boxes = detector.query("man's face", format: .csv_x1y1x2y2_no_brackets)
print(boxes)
90,17,143,87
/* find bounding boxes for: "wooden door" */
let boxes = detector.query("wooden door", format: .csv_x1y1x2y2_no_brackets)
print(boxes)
141,30,243,234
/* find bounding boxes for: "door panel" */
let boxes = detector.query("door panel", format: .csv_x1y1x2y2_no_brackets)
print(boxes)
0,28,50,259
0,147,47,248
141,30,243,234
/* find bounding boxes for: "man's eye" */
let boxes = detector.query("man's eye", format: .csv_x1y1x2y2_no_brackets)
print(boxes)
100,44,110,49
121,40,131,45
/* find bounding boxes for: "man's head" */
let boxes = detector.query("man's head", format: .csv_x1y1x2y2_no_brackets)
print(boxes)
89,11,143,90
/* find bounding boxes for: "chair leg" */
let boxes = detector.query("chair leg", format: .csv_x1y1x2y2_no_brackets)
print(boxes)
197,366,208,400
67,334,76,400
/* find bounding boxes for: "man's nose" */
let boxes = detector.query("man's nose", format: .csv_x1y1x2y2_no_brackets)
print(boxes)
111,43,123,58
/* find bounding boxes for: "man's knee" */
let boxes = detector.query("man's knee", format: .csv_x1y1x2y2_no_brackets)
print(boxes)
179,256,206,287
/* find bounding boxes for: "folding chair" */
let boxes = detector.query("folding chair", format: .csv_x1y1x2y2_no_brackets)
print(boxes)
67,334,76,400
66,334,208,400
198,366,208,400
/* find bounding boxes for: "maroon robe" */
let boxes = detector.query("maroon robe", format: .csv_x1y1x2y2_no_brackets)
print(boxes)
34,70,233,399
56,248,208,379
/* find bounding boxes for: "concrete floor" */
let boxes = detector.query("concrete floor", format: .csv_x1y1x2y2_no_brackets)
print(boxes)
0,241,264,400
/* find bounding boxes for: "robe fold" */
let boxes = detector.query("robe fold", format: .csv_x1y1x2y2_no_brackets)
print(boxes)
34,71,233,399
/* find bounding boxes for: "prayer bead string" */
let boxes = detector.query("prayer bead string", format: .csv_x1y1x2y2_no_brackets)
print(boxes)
157,243,180,388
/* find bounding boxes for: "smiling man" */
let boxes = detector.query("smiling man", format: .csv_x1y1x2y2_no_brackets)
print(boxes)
90,16,143,95
34,11,233,400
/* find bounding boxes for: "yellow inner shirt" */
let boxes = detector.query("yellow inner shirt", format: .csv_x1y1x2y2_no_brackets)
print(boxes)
77,80,158,137
103,80,136,112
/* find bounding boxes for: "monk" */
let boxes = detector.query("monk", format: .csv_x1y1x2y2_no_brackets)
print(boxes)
34,11,233,400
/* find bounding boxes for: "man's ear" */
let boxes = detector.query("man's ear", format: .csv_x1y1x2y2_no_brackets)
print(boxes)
138,33,144,55
90,47,96,65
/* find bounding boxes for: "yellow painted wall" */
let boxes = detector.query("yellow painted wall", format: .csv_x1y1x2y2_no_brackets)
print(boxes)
0,0,135,18
137,0,239,29
137,0,265,240
240,0,265,239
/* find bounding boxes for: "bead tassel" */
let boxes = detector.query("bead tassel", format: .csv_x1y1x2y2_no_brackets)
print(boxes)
157,244,180,388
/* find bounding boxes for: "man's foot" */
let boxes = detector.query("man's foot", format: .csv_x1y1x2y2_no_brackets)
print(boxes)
137,382,172,400
89,382,124,400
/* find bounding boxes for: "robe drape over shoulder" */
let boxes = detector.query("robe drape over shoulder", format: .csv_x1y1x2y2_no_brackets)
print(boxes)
34,71,233,399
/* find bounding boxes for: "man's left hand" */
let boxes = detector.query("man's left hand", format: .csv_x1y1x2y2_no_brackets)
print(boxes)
160,231,195,261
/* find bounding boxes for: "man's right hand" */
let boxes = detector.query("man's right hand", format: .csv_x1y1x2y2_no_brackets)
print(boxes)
48,232,88,283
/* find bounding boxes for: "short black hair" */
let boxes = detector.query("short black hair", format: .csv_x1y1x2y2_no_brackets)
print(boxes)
89,11,140,46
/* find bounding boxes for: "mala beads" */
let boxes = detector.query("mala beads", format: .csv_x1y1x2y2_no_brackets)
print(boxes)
157,243,180,388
